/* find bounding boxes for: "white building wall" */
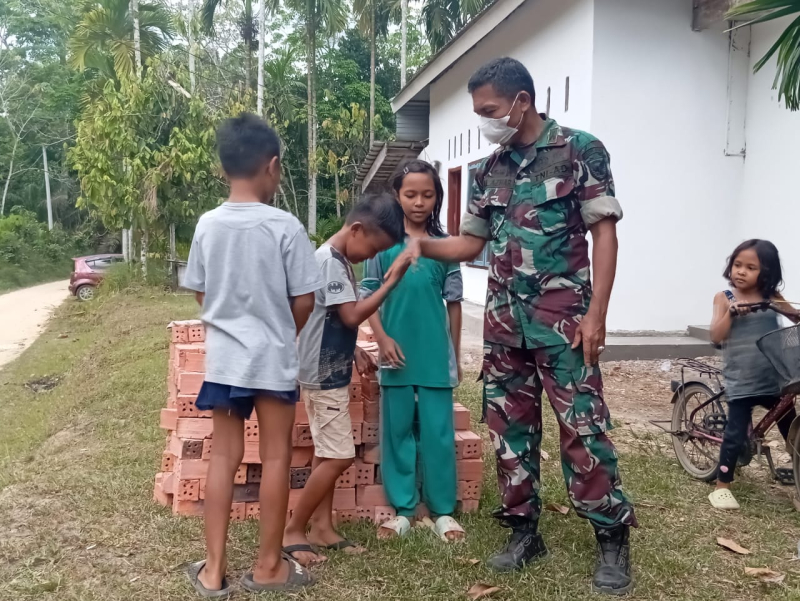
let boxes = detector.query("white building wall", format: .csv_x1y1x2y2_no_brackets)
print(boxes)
426,0,596,306
591,0,743,331
736,17,800,307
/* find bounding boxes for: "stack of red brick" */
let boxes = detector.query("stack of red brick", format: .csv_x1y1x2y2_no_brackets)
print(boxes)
154,320,483,524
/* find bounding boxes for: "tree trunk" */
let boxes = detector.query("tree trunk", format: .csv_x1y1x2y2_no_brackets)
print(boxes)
369,2,376,146
245,0,253,89
43,146,53,230
188,0,196,92
257,0,265,115
0,136,18,216
132,0,142,75
306,0,317,235
140,227,148,277
401,0,408,87
335,169,341,219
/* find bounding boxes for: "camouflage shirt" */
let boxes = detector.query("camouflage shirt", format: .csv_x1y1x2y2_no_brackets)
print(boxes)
461,117,622,349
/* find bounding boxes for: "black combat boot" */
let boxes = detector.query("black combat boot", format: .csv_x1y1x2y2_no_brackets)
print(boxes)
592,525,632,596
487,519,548,572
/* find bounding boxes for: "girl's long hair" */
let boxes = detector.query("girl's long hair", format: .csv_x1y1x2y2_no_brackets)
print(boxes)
391,159,446,237
723,239,783,298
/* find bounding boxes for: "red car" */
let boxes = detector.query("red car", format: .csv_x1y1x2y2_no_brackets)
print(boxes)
69,254,125,301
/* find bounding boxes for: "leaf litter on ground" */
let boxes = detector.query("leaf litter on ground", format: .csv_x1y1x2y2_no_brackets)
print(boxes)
545,503,570,515
745,567,785,584
467,583,502,600
716,537,751,555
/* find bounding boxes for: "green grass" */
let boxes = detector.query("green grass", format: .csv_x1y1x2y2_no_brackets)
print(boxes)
2,290,800,600
0,257,73,293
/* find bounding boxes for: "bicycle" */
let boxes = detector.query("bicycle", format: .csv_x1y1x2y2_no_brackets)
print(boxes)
653,301,800,501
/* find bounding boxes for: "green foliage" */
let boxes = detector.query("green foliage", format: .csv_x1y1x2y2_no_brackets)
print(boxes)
727,0,800,111
96,260,170,297
0,208,88,291
308,215,344,247
421,0,492,53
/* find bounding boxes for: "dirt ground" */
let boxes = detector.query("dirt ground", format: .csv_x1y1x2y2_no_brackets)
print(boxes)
0,280,70,370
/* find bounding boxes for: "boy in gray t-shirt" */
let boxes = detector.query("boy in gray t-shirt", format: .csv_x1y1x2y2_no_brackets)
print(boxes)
182,114,321,596
283,193,412,567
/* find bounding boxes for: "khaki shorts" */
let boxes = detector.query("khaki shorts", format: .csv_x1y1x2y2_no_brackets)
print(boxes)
303,387,355,459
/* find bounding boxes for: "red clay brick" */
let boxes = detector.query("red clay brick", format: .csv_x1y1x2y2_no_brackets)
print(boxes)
356,484,387,507
160,408,178,431
162,471,175,495
230,502,246,522
361,443,380,464
363,398,380,423
457,480,482,501
457,459,483,482
178,479,200,501
199,479,206,500
332,488,356,510
351,423,362,446
294,403,309,425
335,465,356,488
459,431,481,459
176,417,213,440
355,461,375,486
244,420,259,442
357,325,375,342
361,422,379,444
374,506,396,525
234,465,247,485
348,382,361,402
246,502,260,520
171,324,189,344
349,402,364,423
357,506,375,521
161,452,176,473
188,324,205,342
173,499,204,517
177,372,205,396
293,425,313,447
153,474,172,507
337,509,357,524
175,459,208,480
202,439,212,460
247,464,262,483
453,403,471,431
290,467,311,489
291,447,313,468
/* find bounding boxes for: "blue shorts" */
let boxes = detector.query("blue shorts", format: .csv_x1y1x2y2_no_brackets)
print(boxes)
196,381,300,420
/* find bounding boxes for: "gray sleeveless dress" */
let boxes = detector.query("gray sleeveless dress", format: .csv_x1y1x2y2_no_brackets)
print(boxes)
722,293,781,401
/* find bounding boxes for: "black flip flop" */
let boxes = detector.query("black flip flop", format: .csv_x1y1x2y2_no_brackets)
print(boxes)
321,539,359,551
186,561,233,599
240,557,315,593
282,543,323,561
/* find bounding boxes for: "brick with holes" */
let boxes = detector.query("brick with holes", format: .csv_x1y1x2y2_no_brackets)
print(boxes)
161,452,176,473
202,439,212,460
171,323,189,344
290,467,311,489
230,502,246,522
357,506,375,521
293,424,313,447
337,509,357,524
247,464,262,484
354,461,374,486
244,420,259,442
234,465,247,485
361,422,379,444
457,431,481,459
348,382,361,402
246,502,260,520
351,422,362,446
188,323,205,342
170,437,204,460
178,479,200,501
453,403,471,431
199,479,206,500
457,480,482,501
335,465,356,489
374,506,396,525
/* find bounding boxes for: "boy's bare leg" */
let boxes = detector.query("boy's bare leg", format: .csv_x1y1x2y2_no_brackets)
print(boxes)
306,456,365,554
198,410,244,591
283,455,353,565
251,396,296,585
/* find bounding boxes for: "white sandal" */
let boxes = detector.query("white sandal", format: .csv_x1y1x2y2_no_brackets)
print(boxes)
379,516,411,537
433,516,465,542
708,488,740,510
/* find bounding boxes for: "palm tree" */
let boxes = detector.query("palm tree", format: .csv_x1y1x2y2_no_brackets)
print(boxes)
285,0,346,234
421,0,490,53
69,0,174,79
354,0,391,145
727,0,800,111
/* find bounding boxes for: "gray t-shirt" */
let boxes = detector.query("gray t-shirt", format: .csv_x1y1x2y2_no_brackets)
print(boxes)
183,202,322,390
298,244,358,390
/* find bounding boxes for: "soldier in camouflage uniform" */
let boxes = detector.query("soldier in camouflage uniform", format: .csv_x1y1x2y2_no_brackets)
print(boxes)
405,58,636,595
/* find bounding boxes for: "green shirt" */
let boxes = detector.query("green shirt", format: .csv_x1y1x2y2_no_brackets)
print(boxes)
361,241,462,388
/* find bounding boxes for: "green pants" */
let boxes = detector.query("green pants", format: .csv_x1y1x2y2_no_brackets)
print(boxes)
381,385,457,518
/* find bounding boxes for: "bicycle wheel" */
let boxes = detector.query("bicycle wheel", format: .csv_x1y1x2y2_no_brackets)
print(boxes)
671,382,725,481
792,419,800,500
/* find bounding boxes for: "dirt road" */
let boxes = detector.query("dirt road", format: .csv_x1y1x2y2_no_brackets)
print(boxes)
0,280,71,370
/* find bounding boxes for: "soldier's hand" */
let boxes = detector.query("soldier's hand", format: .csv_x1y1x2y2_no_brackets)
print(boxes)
572,312,606,366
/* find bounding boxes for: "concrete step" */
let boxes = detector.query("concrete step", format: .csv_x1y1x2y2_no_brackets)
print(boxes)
462,302,715,361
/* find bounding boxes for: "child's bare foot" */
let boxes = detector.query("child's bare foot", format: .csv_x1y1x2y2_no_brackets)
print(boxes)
282,531,327,567
433,516,466,542
377,516,413,539
251,556,291,584
308,526,366,555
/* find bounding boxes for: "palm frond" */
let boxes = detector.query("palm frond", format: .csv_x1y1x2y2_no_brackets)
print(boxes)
200,0,225,32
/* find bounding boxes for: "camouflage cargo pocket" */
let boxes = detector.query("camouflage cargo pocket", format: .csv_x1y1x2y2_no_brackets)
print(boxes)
567,351,611,436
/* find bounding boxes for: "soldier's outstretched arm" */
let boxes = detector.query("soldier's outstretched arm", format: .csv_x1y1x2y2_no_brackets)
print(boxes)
416,234,486,263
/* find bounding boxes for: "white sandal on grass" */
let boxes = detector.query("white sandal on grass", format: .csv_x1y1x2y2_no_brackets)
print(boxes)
379,516,412,537
709,488,740,510
433,516,465,542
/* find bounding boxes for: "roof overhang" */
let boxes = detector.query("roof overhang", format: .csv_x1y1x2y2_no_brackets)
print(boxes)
391,0,527,113
355,140,429,190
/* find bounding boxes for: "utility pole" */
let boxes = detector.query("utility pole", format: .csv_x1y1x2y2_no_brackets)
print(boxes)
42,146,53,230
401,0,408,88
257,0,265,116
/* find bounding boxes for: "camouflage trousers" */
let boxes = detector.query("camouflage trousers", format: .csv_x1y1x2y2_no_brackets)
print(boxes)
483,341,637,529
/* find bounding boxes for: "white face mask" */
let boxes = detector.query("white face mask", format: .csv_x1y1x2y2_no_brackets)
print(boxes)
478,93,524,146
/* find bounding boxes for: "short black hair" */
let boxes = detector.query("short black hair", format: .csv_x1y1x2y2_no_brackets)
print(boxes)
468,57,535,104
216,112,280,178
346,191,406,243
724,239,784,298
391,159,445,237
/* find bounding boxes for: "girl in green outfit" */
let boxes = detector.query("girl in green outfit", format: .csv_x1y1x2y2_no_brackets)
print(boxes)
360,160,465,541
